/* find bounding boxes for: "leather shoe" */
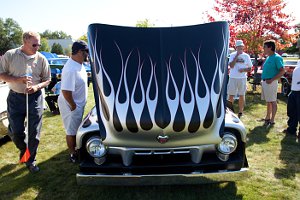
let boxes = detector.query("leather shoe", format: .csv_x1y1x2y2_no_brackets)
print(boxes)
282,129,296,136
27,164,40,173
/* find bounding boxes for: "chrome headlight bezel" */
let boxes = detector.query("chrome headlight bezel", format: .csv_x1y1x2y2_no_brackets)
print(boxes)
217,133,238,155
86,136,107,158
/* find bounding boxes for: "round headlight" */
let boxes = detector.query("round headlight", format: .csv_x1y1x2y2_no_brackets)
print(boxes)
217,133,237,154
86,136,106,158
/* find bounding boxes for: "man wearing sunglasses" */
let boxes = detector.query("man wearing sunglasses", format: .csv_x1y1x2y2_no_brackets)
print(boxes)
58,40,88,163
0,31,51,173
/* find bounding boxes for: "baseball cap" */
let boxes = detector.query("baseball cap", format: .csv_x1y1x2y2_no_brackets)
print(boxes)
72,40,88,54
235,40,245,47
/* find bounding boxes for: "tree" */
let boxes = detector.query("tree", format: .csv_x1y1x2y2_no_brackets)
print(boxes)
136,19,154,27
207,0,296,57
64,47,71,57
51,43,64,54
0,18,23,55
40,30,72,39
39,38,50,52
78,34,88,42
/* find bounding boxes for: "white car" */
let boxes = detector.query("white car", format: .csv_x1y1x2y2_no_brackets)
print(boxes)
0,81,9,138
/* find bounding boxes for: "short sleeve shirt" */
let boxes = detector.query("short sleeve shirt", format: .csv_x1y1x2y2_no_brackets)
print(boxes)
0,47,51,93
261,53,284,79
291,61,300,91
228,52,253,78
59,58,87,107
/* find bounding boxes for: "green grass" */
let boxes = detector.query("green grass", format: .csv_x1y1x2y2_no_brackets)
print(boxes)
1,85,300,200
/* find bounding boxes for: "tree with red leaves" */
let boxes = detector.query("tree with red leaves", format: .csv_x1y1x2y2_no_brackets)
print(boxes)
207,0,296,57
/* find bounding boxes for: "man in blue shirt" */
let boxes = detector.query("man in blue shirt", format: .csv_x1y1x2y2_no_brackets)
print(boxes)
261,40,285,126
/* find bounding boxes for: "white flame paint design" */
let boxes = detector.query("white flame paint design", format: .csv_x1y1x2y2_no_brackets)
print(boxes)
90,31,227,134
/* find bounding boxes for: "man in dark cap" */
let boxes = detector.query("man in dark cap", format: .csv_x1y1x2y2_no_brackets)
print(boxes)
58,40,88,163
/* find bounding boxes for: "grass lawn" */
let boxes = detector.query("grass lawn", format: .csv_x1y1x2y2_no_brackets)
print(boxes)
0,84,300,200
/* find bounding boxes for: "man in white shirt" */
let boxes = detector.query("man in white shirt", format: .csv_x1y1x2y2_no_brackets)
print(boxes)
283,60,300,137
58,41,88,163
227,40,253,118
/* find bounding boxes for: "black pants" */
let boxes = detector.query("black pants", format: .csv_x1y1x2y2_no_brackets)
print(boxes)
45,95,59,112
7,90,43,166
287,91,300,134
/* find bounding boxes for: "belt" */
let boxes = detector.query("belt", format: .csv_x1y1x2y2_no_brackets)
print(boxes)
10,89,41,95
262,78,272,81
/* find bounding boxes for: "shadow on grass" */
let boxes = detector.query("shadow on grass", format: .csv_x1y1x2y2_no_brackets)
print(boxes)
246,124,272,147
274,134,300,180
43,110,59,118
0,135,11,147
0,149,244,200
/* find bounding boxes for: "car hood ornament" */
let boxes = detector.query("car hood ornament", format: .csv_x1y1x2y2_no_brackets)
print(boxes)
157,135,169,144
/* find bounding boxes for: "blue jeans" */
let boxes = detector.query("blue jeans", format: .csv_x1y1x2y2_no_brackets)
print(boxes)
7,90,43,165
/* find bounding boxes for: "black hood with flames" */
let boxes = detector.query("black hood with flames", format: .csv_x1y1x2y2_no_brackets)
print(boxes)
87,22,229,139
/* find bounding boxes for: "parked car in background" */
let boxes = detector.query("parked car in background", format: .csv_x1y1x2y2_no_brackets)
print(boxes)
281,60,299,96
46,57,92,91
0,81,9,139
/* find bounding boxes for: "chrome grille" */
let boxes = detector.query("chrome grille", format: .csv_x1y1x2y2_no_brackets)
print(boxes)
134,149,190,155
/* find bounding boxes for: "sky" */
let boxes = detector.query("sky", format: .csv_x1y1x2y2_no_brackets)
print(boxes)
1,0,299,39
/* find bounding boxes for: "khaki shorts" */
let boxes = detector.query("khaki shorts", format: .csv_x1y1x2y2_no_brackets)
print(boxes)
261,80,278,102
58,97,85,136
227,78,247,96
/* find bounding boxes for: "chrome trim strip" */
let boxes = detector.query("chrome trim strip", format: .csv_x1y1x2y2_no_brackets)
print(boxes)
76,168,249,185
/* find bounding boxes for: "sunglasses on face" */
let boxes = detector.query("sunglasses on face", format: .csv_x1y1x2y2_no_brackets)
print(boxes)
32,44,42,48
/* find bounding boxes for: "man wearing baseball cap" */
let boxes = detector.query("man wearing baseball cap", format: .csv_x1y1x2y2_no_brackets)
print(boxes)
227,40,253,118
58,40,88,163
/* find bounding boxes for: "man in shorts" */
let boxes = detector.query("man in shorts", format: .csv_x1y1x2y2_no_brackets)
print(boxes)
227,40,252,118
58,41,88,162
261,40,285,126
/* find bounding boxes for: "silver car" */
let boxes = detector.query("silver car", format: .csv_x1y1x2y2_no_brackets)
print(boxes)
76,22,249,185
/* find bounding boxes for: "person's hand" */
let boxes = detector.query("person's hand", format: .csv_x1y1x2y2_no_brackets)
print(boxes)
69,103,76,111
19,76,32,85
25,84,39,94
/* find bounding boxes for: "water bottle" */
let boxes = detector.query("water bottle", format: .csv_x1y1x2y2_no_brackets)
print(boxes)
26,65,32,77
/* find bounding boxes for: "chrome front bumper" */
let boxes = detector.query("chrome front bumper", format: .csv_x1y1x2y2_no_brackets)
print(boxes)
77,167,249,185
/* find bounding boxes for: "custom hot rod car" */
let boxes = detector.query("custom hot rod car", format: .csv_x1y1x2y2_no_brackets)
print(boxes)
76,22,249,185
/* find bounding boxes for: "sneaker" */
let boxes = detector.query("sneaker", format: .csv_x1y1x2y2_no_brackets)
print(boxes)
238,113,243,118
69,154,78,163
27,164,40,173
263,119,270,126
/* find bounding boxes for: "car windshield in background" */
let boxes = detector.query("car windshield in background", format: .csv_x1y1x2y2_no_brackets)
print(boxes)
284,60,298,66
48,58,69,65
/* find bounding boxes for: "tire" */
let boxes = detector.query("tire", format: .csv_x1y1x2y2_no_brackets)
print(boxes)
281,80,290,96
